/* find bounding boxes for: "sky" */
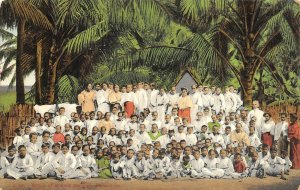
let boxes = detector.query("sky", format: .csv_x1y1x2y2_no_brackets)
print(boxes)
0,0,35,86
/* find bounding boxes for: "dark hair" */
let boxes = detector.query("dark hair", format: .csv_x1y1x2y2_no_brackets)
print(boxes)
18,145,26,150
41,143,50,148
42,131,51,136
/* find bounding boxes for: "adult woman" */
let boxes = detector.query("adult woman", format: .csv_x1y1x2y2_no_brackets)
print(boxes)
78,83,96,113
261,113,275,148
108,84,122,111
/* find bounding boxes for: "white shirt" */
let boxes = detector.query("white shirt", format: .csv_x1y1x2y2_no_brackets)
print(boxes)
261,120,275,134
191,158,205,172
186,133,197,146
53,115,69,132
10,154,34,169
272,121,288,141
135,89,148,110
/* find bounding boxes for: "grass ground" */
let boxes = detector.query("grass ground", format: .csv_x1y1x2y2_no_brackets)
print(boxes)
0,91,16,112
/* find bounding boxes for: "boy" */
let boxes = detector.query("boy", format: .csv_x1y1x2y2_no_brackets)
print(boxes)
249,125,261,148
75,145,98,179
181,155,192,177
0,148,10,178
26,133,41,163
191,150,205,178
186,126,197,146
281,150,292,175
247,151,264,178
110,153,124,179
134,151,151,180
217,149,240,179
121,149,137,180
53,144,77,180
13,128,24,148
53,107,69,132
203,149,224,178
233,153,247,176
265,148,287,180
53,125,65,144
35,143,55,179
6,145,34,180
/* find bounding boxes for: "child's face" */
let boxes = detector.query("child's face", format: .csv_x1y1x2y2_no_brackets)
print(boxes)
202,149,208,156
92,127,98,134
184,148,191,155
87,138,93,145
271,151,277,158
62,146,69,154
209,151,215,159
201,127,207,133
8,149,16,156
220,151,227,158
53,146,60,154
249,127,254,134
83,147,90,156
131,116,137,122
31,135,38,143
59,109,65,115
234,155,241,162
25,128,31,134
187,128,193,134
127,151,134,158
97,151,103,158
194,152,200,160
56,126,61,133
65,125,70,131
281,152,288,159
71,147,78,155
252,154,258,161
42,146,49,153
225,128,231,134
262,147,268,154
137,153,143,160
153,150,159,158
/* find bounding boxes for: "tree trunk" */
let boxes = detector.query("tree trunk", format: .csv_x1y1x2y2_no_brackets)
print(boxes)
240,69,254,107
45,41,57,104
16,19,26,104
35,39,42,104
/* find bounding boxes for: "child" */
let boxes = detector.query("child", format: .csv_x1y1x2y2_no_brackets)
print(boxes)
197,125,209,143
26,133,41,163
80,127,88,143
159,149,171,177
53,125,65,144
151,149,164,179
186,126,197,146
75,145,98,179
191,150,205,178
217,149,240,179
91,126,100,145
181,155,192,177
121,149,137,180
6,145,34,180
249,126,261,148
168,153,181,178
247,151,264,178
110,153,124,179
45,119,55,136
222,126,231,146
201,146,208,160
134,151,152,180
22,126,31,144
203,149,224,178
233,153,247,177
281,150,292,175
0,148,10,178
265,147,287,180
53,144,77,180
13,128,24,148
35,143,55,179
63,124,73,139
95,149,112,179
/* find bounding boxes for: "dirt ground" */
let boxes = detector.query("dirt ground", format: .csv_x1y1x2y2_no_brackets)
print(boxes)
0,169,300,190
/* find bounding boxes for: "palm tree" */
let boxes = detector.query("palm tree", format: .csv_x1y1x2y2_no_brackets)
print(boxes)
116,0,299,106
0,0,53,104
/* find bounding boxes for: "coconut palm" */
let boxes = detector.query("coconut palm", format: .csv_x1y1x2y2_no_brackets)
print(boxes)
115,0,299,106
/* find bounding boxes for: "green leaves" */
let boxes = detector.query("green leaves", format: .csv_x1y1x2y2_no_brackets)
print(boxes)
56,75,80,103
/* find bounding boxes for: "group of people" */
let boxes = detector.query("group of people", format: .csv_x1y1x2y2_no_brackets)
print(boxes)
0,82,299,181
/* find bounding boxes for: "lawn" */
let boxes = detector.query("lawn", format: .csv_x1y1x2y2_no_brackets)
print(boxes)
0,91,16,113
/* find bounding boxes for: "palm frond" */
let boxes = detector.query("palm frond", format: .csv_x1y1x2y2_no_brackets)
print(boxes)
0,28,15,40
9,0,53,31
56,75,80,103
65,21,109,54
0,64,14,80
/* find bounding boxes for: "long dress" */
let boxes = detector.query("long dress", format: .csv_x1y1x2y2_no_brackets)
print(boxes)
178,95,193,123
96,156,112,178
78,90,96,113
288,121,300,169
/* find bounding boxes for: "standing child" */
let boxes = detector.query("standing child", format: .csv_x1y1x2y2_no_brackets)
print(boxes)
95,149,112,179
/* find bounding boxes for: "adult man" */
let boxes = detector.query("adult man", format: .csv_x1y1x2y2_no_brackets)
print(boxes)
167,86,179,114
212,87,225,115
190,85,203,122
121,84,138,118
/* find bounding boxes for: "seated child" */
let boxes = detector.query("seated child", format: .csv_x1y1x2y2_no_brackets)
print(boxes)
264,148,287,180
6,145,34,180
75,145,98,179
96,149,112,179
203,149,224,178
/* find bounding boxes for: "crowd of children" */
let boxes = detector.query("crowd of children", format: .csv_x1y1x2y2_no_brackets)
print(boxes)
0,82,298,181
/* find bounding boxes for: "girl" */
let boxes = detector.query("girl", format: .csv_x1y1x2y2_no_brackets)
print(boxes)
95,149,112,179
